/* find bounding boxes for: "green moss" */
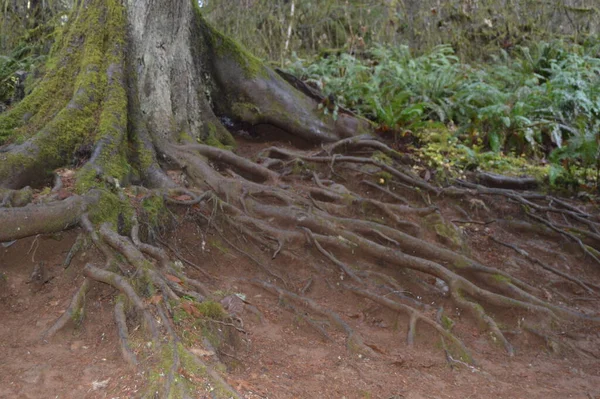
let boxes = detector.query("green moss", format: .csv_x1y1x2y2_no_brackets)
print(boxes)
179,131,194,142
202,122,236,148
137,270,157,298
0,0,130,188
377,171,393,185
441,315,454,330
0,11,84,146
586,245,600,259
74,167,99,193
142,195,166,227
415,126,549,184
230,102,261,123
196,301,226,319
434,223,462,248
208,239,230,255
341,192,356,206
492,274,511,283
193,3,266,79
178,342,236,398
87,190,134,230
0,153,36,183
173,307,191,325
290,159,317,175
424,213,464,250
472,302,485,313
453,257,470,269
206,28,264,78
146,344,177,397
372,151,393,166
71,306,85,325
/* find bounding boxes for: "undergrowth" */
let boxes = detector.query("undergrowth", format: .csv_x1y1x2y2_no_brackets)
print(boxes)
0,43,46,104
285,40,600,190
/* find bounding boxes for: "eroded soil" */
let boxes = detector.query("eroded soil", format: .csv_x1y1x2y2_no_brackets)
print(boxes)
1,134,600,399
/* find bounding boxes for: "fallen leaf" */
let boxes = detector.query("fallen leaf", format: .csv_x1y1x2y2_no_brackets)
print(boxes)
365,342,387,354
148,295,163,305
165,274,183,284
181,301,201,317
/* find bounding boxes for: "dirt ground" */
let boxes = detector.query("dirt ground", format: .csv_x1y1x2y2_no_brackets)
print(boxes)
1,135,600,399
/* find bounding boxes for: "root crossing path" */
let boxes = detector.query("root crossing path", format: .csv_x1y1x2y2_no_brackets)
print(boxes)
0,1,599,398
1,131,600,398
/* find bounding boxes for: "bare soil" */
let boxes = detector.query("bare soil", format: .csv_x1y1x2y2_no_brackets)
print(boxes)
1,136,600,399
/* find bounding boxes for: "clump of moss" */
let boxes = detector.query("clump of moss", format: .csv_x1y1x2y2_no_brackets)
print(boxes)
377,171,393,185
441,315,454,330
141,195,166,227
87,190,134,231
196,301,226,320
193,5,265,79
208,239,230,255
492,274,511,283
424,213,464,250
415,125,550,185
202,121,236,148
372,151,393,165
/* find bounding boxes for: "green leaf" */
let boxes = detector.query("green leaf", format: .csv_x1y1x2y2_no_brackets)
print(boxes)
489,132,501,152
549,164,565,185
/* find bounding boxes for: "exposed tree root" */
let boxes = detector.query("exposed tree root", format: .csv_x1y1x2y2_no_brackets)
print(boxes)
475,172,538,190
491,236,596,294
2,1,599,396
114,299,139,367
0,192,97,242
346,285,472,362
83,263,159,340
248,279,376,357
42,279,90,340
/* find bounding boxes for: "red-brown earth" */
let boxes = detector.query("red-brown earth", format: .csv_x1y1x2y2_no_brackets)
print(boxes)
1,133,599,399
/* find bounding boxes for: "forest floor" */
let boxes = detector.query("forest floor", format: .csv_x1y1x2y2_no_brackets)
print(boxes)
1,130,600,399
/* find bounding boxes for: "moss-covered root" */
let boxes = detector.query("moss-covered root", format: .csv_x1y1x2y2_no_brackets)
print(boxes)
76,2,130,192
196,10,371,143
0,0,116,189
346,285,473,364
0,187,34,207
114,299,138,367
151,304,243,399
83,263,159,340
42,279,90,339
453,295,514,356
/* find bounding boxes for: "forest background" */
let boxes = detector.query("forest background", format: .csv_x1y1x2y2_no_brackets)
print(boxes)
2,0,600,190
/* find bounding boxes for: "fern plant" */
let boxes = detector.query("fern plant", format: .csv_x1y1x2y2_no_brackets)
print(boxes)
286,40,600,188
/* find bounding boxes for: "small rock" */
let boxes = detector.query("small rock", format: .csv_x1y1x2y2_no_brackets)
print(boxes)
21,364,49,385
92,378,110,390
70,340,85,351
